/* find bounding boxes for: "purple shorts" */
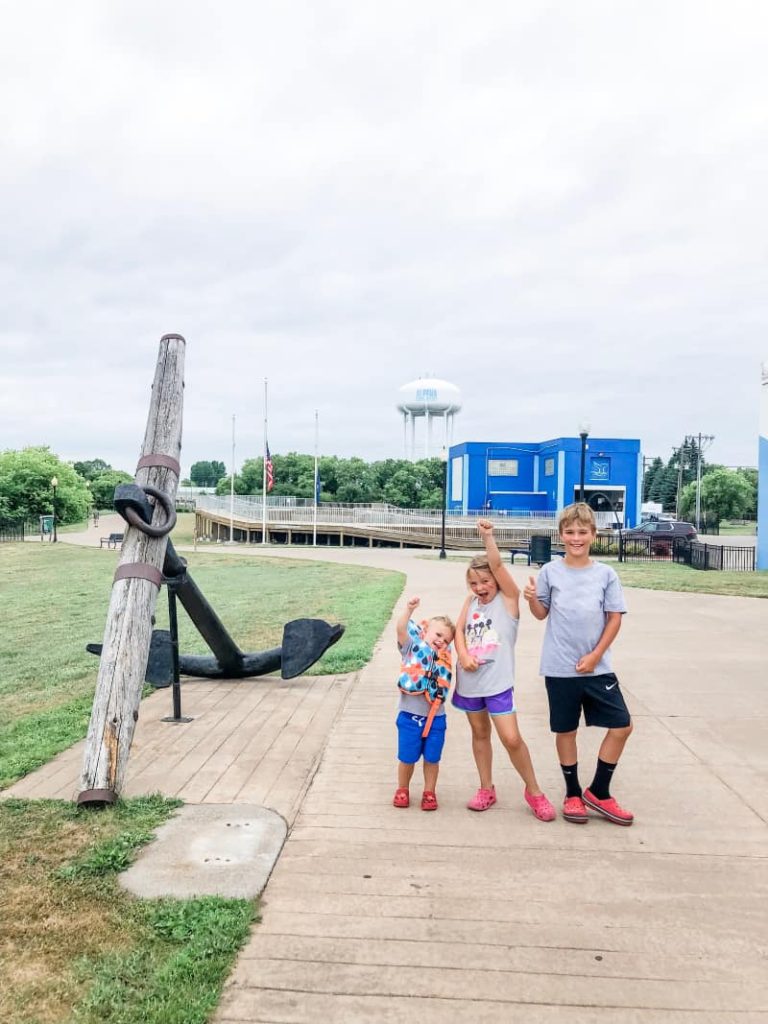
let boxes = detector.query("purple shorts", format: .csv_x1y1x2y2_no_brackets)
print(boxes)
452,687,516,716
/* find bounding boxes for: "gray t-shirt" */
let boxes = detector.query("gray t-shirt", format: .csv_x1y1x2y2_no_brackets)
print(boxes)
536,559,626,677
456,592,518,698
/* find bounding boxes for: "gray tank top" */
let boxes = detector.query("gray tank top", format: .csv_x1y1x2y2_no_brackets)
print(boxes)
456,592,518,698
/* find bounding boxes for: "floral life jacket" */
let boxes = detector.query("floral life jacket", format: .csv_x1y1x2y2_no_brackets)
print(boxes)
397,619,452,736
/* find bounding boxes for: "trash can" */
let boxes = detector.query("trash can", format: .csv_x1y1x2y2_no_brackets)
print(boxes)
530,534,552,566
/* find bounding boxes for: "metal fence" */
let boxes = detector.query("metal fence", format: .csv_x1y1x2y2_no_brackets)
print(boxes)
604,535,758,571
674,538,756,572
0,521,25,543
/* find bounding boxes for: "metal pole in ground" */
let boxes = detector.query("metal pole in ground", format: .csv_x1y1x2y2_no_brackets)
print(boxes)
162,579,192,724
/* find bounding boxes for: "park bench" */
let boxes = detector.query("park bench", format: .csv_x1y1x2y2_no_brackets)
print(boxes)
100,532,124,549
510,546,566,567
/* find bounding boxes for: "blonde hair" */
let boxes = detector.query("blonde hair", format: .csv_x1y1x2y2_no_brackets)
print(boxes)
466,554,492,583
558,502,596,533
429,614,455,637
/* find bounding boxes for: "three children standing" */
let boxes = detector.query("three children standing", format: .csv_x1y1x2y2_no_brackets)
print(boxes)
393,502,634,825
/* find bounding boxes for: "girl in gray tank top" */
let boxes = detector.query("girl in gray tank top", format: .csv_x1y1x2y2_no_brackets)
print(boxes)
452,520,555,822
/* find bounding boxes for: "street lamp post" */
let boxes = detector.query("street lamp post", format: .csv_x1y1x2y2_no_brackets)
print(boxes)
439,447,448,560
578,423,590,503
591,491,623,563
51,476,58,543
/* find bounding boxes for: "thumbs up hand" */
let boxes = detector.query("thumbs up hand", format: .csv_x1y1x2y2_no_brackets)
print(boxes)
523,576,537,603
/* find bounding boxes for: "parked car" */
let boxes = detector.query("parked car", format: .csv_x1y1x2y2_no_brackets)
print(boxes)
623,521,697,540
622,519,697,556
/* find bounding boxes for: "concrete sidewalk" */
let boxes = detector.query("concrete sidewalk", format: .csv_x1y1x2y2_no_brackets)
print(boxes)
212,549,767,1023
14,539,768,1021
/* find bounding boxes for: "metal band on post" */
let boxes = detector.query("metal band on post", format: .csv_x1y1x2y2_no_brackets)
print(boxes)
114,564,164,587
136,454,181,475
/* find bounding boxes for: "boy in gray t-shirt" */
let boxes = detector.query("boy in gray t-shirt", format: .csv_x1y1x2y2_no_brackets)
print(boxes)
524,503,634,826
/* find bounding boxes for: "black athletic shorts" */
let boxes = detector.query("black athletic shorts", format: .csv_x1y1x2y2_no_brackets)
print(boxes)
545,673,631,733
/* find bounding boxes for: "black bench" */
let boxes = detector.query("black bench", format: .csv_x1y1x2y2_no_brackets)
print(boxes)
510,547,566,567
100,532,124,549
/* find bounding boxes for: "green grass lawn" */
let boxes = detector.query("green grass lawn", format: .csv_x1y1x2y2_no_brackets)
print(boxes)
0,540,404,790
612,561,768,598
0,795,254,1024
0,537,404,1024
428,550,767,598
708,520,757,536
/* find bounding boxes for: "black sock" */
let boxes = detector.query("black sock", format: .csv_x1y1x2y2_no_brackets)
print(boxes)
560,763,582,798
589,758,617,800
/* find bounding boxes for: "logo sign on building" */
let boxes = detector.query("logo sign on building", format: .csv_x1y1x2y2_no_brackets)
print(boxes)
589,458,610,481
416,388,437,401
488,459,518,477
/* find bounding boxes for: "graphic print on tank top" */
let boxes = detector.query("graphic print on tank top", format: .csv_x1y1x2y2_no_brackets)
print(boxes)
465,608,500,665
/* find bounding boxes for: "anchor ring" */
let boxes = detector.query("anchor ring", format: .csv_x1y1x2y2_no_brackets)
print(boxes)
124,485,177,537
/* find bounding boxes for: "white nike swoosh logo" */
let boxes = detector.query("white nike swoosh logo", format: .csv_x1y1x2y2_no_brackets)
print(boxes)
605,683,617,691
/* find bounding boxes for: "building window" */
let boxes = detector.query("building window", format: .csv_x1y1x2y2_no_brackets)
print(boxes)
544,458,555,477
450,458,463,501
488,459,518,477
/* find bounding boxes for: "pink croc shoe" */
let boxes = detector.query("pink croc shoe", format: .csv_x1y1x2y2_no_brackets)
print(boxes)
583,789,634,826
467,786,496,811
524,790,556,822
392,787,410,808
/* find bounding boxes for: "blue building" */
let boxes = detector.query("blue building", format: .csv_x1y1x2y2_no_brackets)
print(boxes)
447,437,642,526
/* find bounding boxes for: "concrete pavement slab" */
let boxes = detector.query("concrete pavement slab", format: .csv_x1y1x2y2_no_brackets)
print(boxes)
119,803,287,899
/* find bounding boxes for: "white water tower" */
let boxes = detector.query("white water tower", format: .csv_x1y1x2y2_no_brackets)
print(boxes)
397,377,462,460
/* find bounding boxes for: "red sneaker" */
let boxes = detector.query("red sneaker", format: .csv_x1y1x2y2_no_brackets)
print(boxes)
583,789,634,826
524,790,556,822
562,795,588,824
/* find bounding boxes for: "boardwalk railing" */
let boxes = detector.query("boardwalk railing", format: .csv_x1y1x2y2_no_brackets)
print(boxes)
195,497,560,549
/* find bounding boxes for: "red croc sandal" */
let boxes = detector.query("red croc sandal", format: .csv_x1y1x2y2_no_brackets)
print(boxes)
393,787,410,808
421,791,438,811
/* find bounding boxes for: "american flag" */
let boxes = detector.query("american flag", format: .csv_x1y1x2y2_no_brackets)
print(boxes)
265,444,274,492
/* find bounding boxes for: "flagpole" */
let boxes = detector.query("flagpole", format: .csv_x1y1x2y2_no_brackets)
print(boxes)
229,413,235,543
261,379,268,545
313,409,319,547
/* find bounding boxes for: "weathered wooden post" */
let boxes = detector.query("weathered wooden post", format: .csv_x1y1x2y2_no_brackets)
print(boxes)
78,334,185,807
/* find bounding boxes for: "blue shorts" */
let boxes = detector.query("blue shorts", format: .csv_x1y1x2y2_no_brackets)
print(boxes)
451,687,516,716
396,711,447,764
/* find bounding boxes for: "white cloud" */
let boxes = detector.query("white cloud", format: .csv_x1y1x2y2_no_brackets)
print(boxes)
1,1,767,476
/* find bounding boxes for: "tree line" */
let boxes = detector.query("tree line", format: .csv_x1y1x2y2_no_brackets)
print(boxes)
1,444,758,528
643,440,757,525
210,453,446,508
0,447,447,525
0,449,134,525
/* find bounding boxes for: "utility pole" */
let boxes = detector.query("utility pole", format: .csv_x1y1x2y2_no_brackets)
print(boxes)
675,443,685,517
692,432,715,530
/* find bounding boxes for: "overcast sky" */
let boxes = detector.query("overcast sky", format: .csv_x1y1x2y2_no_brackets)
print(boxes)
2,1,766,477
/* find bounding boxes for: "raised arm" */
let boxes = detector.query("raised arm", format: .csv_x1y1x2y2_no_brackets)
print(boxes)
396,595,420,646
477,518,520,611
